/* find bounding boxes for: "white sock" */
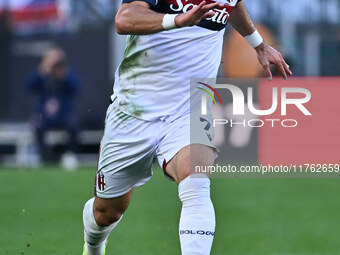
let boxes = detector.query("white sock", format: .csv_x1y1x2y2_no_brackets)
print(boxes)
83,198,122,255
179,174,216,255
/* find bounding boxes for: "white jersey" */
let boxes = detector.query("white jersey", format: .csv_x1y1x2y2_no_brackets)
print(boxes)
113,0,241,121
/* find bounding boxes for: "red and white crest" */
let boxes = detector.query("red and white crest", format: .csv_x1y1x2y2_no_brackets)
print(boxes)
97,172,106,191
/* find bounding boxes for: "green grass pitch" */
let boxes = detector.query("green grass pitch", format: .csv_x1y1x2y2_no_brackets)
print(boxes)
1,167,340,255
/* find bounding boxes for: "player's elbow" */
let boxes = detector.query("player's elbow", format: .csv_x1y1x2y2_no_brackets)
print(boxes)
115,15,125,34
115,10,131,35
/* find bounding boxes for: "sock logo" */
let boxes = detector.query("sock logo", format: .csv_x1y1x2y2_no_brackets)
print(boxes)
180,230,215,236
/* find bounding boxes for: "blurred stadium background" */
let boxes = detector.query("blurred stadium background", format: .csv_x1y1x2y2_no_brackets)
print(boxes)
1,0,340,254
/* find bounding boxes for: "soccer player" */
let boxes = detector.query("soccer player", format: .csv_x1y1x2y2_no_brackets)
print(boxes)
82,0,292,254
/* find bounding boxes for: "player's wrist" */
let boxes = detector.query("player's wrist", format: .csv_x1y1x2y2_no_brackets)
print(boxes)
162,14,179,30
254,41,266,51
244,29,263,48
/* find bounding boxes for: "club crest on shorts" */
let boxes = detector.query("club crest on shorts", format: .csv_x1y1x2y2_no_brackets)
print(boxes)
97,171,106,191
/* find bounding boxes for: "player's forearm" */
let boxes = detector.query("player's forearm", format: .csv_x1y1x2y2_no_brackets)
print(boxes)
115,3,164,35
115,1,223,35
230,1,291,80
229,2,256,37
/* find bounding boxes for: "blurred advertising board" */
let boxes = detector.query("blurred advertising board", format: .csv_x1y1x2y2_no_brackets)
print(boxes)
212,77,340,165
258,77,340,165
1,0,58,22
0,0,63,33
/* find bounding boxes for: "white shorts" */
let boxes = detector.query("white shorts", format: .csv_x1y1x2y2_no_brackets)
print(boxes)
95,99,215,198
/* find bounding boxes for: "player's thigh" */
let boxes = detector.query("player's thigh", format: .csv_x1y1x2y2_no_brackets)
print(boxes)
165,144,215,183
157,112,216,183
93,190,133,227
96,101,159,197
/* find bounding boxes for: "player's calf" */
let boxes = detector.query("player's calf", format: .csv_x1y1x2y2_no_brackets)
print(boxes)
179,174,215,255
166,145,216,255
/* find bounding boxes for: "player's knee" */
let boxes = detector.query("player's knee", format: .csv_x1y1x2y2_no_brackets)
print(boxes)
173,153,191,183
94,209,123,227
176,164,191,183
93,191,132,227
105,211,123,225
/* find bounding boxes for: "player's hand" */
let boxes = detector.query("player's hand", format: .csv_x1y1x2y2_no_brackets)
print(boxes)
255,42,292,80
175,1,224,28
39,59,53,76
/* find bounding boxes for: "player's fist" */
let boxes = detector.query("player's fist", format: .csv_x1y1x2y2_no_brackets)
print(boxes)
175,1,224,28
